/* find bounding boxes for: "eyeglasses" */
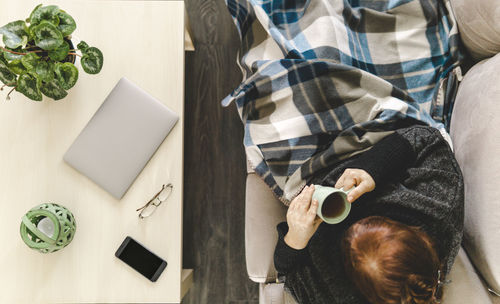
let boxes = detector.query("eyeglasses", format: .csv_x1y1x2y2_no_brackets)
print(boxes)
136,183,173,219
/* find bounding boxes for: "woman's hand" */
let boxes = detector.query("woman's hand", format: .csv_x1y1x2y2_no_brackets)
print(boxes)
335,168,375,203
284,185,322,250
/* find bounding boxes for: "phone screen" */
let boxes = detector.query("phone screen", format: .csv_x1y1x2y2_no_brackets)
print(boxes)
115,237,167,282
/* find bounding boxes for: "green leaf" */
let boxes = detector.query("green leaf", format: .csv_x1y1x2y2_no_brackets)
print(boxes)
30,5,60,26
35,61,54,82
54,62,78,90
28,4,43,23
8,59,26,75
3,47,24,61
57,11,76,37
20,35,29,49
0,20,29,49
27,23,37,40
81,47,103,74
20,52,39,70
0,59,17,85
33,20,64,50
40,79,67,100
16,73,42,101
48,40,69,61
77,40,89,53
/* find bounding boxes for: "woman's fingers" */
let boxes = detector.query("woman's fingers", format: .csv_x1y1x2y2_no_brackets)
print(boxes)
334,169,376,203
335,169,358,190
304,184,315,202
307,199,319,217
313,217,322,229
334,173,345,188
341,175,357,192
290,187,305,211
347,180,372,202
297,185,314,210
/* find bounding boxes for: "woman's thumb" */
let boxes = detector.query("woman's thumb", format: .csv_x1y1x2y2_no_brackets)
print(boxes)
314,217,323,229
347,181,370,202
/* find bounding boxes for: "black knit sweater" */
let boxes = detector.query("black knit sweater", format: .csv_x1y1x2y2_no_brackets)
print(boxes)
273,125,464,304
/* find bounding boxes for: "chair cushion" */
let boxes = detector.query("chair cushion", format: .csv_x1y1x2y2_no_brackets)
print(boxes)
443,248,494,303
451,0,500,60
450,53,500,293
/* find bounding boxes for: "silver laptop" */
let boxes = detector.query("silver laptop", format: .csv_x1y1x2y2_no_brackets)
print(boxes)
64,77,179,199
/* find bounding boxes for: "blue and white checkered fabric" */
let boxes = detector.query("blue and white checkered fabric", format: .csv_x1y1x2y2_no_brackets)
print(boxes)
223,0,465,204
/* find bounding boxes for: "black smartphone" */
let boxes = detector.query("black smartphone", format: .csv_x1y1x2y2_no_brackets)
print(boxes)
115,236,167,282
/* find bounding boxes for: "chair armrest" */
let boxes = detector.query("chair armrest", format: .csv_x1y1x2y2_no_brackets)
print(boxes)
442,247,494,303
450,53,500,293
451,0,500,60
245,172,287,283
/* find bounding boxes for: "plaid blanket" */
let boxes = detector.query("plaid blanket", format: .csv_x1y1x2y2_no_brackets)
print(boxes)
223,0,464,204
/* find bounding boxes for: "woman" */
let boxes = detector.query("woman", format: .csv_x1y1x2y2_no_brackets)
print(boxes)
274,125,464,304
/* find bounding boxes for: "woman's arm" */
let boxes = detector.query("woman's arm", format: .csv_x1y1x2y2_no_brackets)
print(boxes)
274,185,321,274
343,125,463,275
392,125,464,217
321,128,419,202
323,130,417,189
384,125,464,275
274,222,308,274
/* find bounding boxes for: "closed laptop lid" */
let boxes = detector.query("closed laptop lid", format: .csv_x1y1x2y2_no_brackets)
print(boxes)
64,77,178,199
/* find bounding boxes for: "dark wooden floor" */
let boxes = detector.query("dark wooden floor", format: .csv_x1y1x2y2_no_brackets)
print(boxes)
182,0,259,303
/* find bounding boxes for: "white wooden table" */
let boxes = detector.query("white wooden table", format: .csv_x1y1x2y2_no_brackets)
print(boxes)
0,1,192,303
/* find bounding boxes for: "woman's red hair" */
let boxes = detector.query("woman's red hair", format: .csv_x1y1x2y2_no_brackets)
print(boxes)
341,216,443,304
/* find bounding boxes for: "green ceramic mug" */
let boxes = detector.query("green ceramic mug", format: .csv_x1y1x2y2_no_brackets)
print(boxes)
312,185,352,224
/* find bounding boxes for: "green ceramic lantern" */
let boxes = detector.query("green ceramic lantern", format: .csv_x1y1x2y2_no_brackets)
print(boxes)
20,203,76,253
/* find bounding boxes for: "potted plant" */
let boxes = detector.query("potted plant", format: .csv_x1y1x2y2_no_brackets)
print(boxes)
0,4,103,101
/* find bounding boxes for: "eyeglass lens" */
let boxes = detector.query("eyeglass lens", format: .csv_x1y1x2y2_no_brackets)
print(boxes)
139,203,158,218
157,185,172,202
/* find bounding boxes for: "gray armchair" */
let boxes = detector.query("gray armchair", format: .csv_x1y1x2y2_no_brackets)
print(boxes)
244,0,500,302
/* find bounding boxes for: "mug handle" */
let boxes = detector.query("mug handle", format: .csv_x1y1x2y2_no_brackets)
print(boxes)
340,187,353,194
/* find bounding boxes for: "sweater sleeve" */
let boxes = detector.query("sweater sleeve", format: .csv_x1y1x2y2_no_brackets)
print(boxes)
273,222,309,275
321,131,417,187
393,125,464,276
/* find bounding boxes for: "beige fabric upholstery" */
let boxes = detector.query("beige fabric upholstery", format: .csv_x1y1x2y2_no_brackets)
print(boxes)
450,53,500,293
443,248,495,304
245,172,287,283
259,283,286,303
259,283,299,304
450,0,500,60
